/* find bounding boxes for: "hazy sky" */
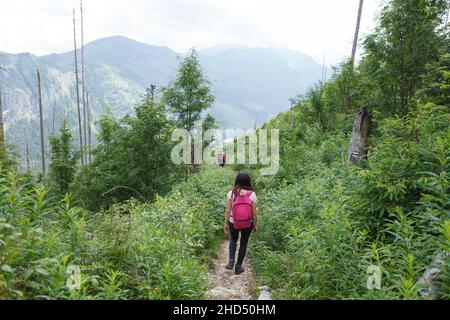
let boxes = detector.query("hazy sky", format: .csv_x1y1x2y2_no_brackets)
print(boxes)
0,0,383,66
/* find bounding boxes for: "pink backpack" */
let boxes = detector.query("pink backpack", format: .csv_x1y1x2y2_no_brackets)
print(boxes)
232,190,253,229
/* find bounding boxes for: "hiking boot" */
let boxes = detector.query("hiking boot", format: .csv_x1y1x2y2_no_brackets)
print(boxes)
235,265,245,275
225,260,235,270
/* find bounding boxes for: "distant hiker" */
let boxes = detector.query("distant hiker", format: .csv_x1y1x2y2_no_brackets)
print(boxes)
218,152,226,167
224,171,258,275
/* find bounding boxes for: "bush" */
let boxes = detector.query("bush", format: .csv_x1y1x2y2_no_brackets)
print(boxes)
249,103,449,300
0,166,234,299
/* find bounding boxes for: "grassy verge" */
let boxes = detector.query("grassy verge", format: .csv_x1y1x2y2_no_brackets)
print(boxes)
0,166,235,299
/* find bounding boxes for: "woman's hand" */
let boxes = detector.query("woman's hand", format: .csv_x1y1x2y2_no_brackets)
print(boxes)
252,203,258,234
225,197,231,234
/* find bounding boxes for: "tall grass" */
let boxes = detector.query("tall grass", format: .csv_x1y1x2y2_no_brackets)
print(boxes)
0,166,234,299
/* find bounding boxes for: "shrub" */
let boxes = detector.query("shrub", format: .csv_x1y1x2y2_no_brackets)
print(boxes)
0,166,234,299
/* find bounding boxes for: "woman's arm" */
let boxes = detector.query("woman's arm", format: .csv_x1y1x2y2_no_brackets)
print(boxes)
224,196,231,233
252,202,258,232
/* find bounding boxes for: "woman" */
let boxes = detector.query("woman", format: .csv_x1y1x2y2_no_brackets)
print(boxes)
224,171,258,275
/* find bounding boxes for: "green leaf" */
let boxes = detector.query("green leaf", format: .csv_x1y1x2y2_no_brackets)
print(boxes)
1,265,14,273
35,268,49,276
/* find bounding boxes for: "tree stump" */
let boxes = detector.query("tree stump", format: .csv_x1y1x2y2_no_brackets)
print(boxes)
347,105,370,164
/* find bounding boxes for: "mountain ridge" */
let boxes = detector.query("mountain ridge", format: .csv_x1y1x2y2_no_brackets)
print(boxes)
0,35,327,168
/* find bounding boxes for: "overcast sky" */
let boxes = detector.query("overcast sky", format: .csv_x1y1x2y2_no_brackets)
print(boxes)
0,0,383,66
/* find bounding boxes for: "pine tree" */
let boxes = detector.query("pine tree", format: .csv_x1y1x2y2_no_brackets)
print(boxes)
363,0,448,115
162,49,215,175
49,119,79,195
202,113,219,149
162,49,214,132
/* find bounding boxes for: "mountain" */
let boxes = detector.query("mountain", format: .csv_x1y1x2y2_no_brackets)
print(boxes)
200,47,306,127
0,36,326,168
198,44,249,56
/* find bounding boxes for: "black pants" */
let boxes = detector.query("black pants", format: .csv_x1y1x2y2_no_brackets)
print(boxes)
229,222,253,266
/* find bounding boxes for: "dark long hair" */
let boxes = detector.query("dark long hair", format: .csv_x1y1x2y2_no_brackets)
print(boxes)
232,171,253,199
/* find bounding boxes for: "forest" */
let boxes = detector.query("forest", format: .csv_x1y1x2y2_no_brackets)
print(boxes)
0,0,449,300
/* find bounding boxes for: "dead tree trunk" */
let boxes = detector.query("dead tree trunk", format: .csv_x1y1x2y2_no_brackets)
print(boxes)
0,87,4,149
321,51,327,85
80,0,87,164
37,69,46,176
347,105,370,164
87,92,92,163
351,0,364,63
25,144,30,172
289,109,294,129
150,84,156,101
51,101,56,135
73,8,84,164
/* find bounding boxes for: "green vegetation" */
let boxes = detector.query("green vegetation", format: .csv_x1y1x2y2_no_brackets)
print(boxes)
73,96,180,210
162,49,217,177
48,119,79,195
0,0,449,300
0,166,233,299
250,104,449,299
162,49,215,133
72,50,216,210
246,0,449,300
1,47,229,300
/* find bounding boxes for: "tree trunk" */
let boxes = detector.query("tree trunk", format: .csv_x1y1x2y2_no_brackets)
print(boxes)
87,92,92,163
37,69,46,176
321,51,327,84
290,109,294,129
0,87,4,150
347,105,370,164
150,84,156,101
351,0,364,62
51,101,56,135
80,0,87,164
191,135,199,173
25,144,30,172
73,8,84,164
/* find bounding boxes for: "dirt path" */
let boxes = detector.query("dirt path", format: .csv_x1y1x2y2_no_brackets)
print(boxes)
206,239,255,300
